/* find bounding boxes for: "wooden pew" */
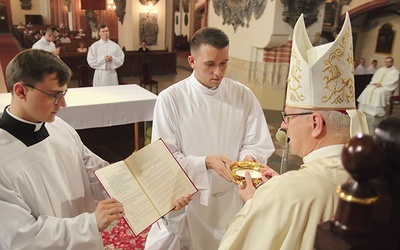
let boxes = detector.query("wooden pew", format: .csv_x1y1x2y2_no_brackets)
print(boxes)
355,74,373,101
59,39,95,53
12,25,51,48
314,117,400,250
174,34,189,51
60,50,177,80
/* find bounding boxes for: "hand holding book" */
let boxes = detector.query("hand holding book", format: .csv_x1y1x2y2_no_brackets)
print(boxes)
94,139,198,236
95,197,125,231
173,194,193,210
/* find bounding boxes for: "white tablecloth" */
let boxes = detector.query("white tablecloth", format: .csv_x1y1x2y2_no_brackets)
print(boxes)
0,84,157,129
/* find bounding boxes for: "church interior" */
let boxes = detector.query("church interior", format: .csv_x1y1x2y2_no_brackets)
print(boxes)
0,0,399,249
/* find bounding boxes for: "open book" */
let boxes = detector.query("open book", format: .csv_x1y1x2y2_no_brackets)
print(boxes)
94,139,198,236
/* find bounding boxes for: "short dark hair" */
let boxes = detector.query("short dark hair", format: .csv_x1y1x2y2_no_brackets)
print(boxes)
98,23,107,30
190,27,229,55
6,49,72,93
46,26,59,35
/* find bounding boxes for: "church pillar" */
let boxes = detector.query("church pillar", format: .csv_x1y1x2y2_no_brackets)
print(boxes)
40,0,51,24
118,0,134,50
68,11,73,29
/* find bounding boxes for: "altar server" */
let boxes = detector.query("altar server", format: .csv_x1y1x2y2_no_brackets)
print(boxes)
0,49,127,249
87,24,124,87
145,27,275,250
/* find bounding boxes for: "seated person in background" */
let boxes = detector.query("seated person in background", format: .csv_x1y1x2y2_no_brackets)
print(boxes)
16,22,25,29
78,28,86,37
24,28,33,34
74,32,81,39
26,21,33,28
138,40,149,52
77,41,88,53
33,31,41,42
354,58,366,75
55,39,65,52
219,13,369,250
357,57,399,116
59,32,71,43
366,59,378,74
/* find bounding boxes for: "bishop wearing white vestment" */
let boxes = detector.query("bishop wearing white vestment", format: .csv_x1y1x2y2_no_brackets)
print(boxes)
219,13,369,250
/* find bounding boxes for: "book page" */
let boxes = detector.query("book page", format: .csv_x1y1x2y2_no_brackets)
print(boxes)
94,161,160,235
125,139,197,216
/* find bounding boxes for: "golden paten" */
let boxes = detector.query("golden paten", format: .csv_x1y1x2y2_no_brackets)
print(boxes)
230,161,263,187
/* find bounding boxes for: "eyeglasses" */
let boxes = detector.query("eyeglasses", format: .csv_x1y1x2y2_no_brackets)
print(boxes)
24,84,68,105
281,111,313,124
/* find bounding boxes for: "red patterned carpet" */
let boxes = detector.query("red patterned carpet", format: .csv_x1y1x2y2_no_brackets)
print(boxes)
0,33,22,79
102,219,149,250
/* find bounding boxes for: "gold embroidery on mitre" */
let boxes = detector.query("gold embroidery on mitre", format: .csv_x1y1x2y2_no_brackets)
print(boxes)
321,26,355,105
347,46,354,75
287,50,305,102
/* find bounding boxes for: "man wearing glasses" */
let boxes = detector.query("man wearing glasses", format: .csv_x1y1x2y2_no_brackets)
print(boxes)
219,13,369,250
32,26,61,57
0,49,125,249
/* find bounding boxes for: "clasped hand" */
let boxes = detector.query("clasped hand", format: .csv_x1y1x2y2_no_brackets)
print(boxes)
105,55,113,62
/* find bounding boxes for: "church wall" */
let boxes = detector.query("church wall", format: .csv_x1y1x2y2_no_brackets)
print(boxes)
174,0,190,37
11,0,41,25
118,0,166,51
8,1,397,110
342,0,374,13
206,0,325,110
353,14,399,70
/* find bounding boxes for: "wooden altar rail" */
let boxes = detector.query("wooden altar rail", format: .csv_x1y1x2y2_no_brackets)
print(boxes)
12,25,51,48
12,25,98,49
60,50,177,81
314,117,400,250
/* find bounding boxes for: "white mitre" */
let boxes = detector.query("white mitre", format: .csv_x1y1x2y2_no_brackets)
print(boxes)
286,12,369,136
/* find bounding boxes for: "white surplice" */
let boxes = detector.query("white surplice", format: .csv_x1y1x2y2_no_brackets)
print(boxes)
366,65,377,74
357,65,399,116
87,39,125,87
219,145,350,250
0,116,109,250
32,36,57,53
145,73,275,250
354,64,366,75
